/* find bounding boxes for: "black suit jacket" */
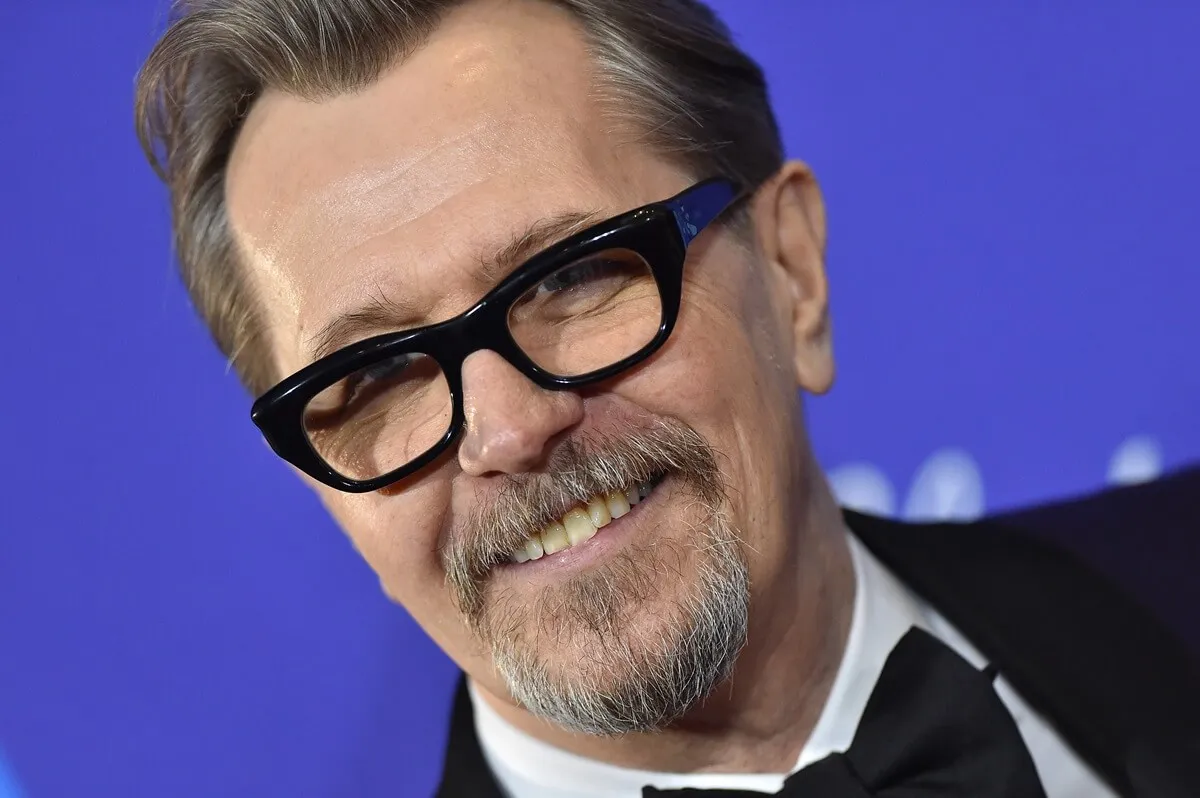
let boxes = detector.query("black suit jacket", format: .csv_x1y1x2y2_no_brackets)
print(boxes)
436,468,1200,797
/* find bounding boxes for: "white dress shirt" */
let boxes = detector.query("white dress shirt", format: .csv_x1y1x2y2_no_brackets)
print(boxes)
470,533,1115,797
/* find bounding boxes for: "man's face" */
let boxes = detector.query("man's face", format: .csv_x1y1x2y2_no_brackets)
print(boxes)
226,0,832,733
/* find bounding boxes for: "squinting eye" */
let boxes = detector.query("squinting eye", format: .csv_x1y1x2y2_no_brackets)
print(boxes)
536,259,609,295
344,353,414,403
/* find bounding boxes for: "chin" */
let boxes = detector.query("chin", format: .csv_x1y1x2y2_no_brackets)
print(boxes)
486,529,751,735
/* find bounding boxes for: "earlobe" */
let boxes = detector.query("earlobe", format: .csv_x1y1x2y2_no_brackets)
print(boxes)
756,161,835,395
795,320,835,395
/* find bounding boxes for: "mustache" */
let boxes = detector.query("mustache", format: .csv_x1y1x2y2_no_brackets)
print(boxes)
441,417,726,618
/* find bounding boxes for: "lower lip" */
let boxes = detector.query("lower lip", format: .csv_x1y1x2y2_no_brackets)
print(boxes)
494,481,665,580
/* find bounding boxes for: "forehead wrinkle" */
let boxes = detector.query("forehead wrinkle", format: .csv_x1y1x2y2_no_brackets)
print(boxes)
255,106,601,301
267,116,510,259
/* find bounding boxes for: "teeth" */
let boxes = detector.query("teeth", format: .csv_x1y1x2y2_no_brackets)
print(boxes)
508,478,660,564
586,496,611,528
606,490,631,519
563,508,597,545
541,520,570,555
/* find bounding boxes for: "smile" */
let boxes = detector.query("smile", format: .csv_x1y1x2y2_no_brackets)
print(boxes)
507,474,666,564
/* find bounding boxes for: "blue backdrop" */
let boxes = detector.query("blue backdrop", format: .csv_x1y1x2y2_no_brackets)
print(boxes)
2,3,1198,796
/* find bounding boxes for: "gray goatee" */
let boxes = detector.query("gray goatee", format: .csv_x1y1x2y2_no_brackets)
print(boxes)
441,418,750,735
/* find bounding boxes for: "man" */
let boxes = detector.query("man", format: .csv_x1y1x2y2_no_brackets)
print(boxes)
134,1,1198,795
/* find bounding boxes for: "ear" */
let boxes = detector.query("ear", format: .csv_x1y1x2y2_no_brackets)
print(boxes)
752,161,834,395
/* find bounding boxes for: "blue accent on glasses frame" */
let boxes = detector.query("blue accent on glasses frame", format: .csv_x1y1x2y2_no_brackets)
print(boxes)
251,177,743,493
666,178,738,247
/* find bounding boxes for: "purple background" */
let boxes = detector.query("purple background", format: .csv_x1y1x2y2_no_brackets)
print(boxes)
2,3,1198,796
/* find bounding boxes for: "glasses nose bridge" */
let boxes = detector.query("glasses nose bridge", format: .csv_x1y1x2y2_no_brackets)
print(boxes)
441,302,527,390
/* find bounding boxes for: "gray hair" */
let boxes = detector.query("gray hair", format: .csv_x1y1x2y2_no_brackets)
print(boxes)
135,0,784,396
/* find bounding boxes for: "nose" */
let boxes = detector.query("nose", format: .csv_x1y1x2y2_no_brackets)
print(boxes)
458,350,583,477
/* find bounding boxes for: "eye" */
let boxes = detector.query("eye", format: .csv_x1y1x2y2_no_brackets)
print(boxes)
509,248,656,330
343,353,416,405
505,246,662,379
535,258,610,297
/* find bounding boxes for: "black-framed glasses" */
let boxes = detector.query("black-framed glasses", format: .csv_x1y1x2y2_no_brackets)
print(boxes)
251,178,741,493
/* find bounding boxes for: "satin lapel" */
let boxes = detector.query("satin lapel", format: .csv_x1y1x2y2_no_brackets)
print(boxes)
435,676,506,798
847,510,1200,797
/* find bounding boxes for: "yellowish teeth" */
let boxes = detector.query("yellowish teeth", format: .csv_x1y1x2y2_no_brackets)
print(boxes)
541,520,570,555
586,496,611,528
606,490,631,519
508,479,659,563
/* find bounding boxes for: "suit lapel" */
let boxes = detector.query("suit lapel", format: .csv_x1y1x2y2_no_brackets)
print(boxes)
848,510,1200,796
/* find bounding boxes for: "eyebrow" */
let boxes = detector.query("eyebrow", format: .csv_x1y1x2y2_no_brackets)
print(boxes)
306,209,603,363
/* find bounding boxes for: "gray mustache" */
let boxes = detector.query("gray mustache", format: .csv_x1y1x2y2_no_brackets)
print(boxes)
442,417,725,617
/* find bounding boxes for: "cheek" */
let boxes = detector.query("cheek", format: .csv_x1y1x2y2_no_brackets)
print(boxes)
641,264,794,428
317,479,452,607
619,262,800,531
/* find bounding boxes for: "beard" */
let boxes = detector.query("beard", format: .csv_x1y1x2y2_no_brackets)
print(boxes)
441,417,750,735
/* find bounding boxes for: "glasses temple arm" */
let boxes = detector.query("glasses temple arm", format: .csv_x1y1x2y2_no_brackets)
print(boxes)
665,179,739,247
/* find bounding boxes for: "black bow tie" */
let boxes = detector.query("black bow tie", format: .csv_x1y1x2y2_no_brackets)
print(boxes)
644,627,1047,797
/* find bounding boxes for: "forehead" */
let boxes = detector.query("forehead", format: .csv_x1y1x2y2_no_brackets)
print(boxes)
225,0,685,375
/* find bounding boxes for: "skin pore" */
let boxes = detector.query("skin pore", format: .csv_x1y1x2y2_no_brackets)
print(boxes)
225,0,854,776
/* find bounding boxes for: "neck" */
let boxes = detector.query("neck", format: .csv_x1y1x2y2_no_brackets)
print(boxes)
474,469,855,775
